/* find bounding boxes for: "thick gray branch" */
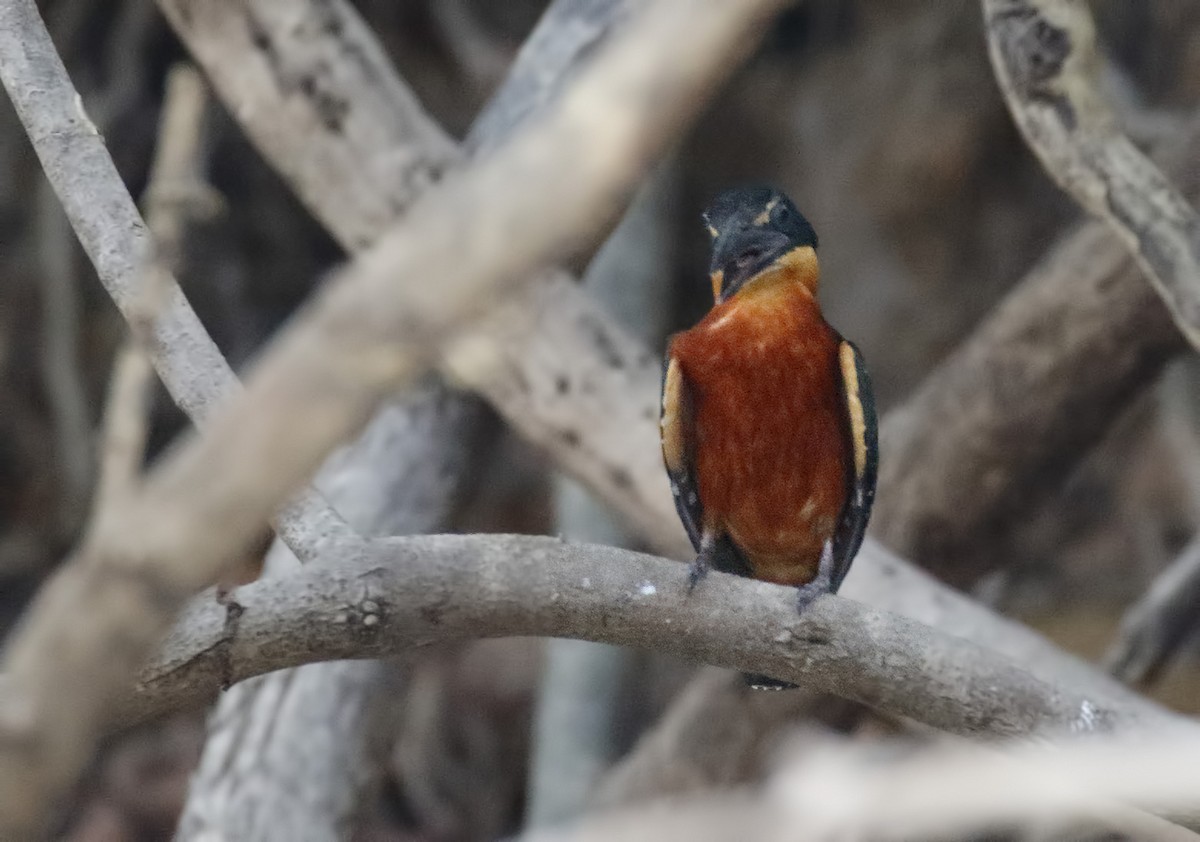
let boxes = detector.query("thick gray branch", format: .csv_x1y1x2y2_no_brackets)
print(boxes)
134,534,1192,743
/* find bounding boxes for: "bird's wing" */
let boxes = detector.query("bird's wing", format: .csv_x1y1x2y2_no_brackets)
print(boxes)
830,339,878,591
661,352,704,552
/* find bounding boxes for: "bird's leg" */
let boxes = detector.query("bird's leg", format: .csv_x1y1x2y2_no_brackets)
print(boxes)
795,541,836,614
687,530,719,593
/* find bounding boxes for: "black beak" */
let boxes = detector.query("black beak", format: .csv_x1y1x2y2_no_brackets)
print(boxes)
710,228,791,302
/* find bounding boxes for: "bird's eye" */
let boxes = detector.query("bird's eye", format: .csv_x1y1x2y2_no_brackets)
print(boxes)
774,205,790,224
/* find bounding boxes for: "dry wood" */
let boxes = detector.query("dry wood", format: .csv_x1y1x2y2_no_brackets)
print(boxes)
767,734,1200,842
153,0,459,254
521,735,1200,842
984,0,1200,351
160,3,491,835
96,64,211,506
131,535,1194,742
4,0,1195,839
1105,533,1200,685
156,0,687,556
176,391,487,841
175,661,396,842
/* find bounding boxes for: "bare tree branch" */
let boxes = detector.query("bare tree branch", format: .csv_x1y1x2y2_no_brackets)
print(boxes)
595,531,1189,807
1,8,225,426
520,735,1200,842
116,539,1194,781
156,0,688,559
97,64,212,506
0,0,344,569
984,0,1200,350
0,0,789,833
1104,533,1200,685
874,209,1188,584
154,0,459,254
130,535,1195,743
767,734,1200,842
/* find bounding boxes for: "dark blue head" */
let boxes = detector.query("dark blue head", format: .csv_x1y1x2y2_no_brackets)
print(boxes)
702,186,818,302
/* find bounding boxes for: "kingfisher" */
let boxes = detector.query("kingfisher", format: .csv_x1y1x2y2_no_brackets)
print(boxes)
660,186,878,690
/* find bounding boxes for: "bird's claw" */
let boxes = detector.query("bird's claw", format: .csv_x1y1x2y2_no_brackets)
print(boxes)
795,542,836,614
686,558,709,594
794,583,827,614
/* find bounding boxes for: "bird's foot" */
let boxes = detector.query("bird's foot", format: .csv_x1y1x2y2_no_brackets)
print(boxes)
795,542,836,614
794,581,829,614
686,531,719,594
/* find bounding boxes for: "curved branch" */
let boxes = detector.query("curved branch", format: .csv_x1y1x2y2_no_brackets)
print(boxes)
123,535,1191,741
983,0,1200,350
130,534,1185,742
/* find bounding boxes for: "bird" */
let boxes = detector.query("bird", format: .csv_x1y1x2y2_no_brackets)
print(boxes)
660,185,878,690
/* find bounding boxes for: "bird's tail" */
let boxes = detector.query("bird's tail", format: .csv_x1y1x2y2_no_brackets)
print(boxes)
743,673,798,691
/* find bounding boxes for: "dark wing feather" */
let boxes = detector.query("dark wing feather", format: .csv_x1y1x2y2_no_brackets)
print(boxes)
661,351,704,552
830,339,878,592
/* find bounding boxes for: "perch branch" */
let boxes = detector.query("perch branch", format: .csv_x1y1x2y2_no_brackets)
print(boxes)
132,535,1166,741
119,538,1189,746
0,0,788,834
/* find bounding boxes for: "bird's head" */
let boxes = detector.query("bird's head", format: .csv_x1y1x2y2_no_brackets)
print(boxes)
702,186,818,304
